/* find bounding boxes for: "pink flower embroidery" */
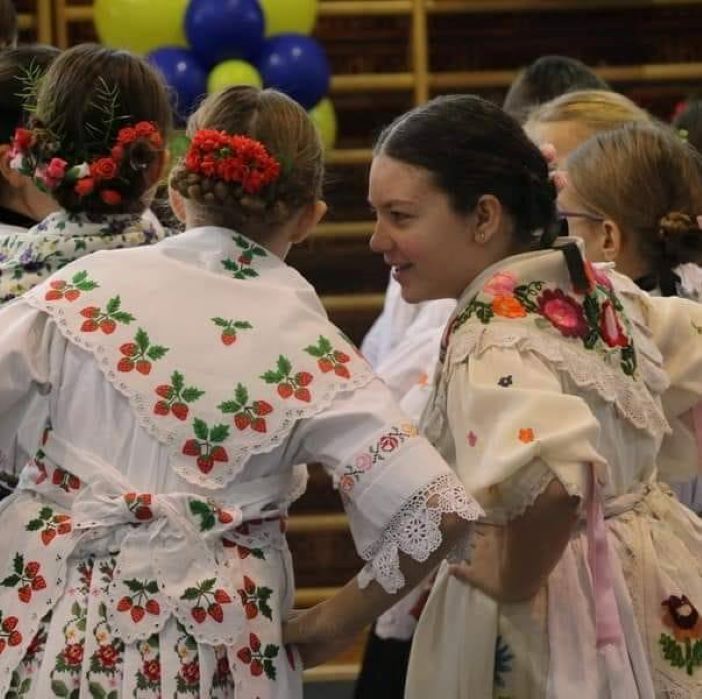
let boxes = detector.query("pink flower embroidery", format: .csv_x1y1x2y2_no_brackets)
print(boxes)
537,289,588,338
339,475,355,493
467,431,478,447
355,453,372,471
599,301,628,348
483,271,517,297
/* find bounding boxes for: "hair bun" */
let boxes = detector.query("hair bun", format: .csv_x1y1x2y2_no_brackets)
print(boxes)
658,211,696,240
657,211,702,266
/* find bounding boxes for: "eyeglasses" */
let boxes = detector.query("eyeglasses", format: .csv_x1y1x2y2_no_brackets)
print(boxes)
556,209,606,237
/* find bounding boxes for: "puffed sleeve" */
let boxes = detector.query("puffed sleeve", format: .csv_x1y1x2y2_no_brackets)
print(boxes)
446,345,607,521
288,377,483,594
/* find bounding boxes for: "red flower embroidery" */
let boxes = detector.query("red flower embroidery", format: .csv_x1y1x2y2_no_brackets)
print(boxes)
62,643,84,666
599,301,628,348
662,595,702,642
537,288,588,338
180,660,200,685
96,643,120,668
143,659,161,682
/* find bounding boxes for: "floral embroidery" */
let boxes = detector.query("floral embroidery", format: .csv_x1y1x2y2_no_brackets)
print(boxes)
1,554,47,603
237,575,273,620
260,355,314,402
135,634,160,692
117,328,169,375
223,522,266,560
456,271,638,376
79,295,134,334
660,595,702,676
153,370,205,421
218,383,273,432
51,467,81,492
116,579,161,623
236,632,279,680
467,431,478,447
518,428,535,444
123,492,154,521
338,424,418,493
174,621,200,695
188,499,236,531
0,611,22,653
497,375,513,388
304,335,351,378
181,419,230,473
211,316,253,345
494,635,514,688
221,234,267,279
212,647,235,691
25,506,71,546
180,578,232,624
44,270,98,302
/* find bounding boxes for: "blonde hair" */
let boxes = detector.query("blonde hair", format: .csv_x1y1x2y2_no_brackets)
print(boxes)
525,89,650,133
170,86,323,241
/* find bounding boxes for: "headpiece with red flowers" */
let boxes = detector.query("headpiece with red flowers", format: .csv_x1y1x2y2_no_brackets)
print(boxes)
183,130,281,196
9,120,164,207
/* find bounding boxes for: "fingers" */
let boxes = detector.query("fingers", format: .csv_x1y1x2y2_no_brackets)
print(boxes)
448,561,473,583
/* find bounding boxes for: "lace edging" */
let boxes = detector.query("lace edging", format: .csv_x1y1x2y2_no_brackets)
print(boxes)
357,472,483,594
449,323,670,438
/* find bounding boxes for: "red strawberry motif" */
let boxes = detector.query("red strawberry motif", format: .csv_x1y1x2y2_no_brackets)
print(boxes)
124,492,137,504
8,631,21,647
153,401,169,416
0,638,5,654
2,616,17,632
334,364,351,379
334,351,350,364
294,388,311,403
99,319,116,334
318,358,333,373
197,456,214,474
44,289,63,301
64,289,80,302
243,576,256,594
253,400,273,416
249,633,261,652
54,515,70,523
182,440,200,456
237,647,251,664
244,602,258,619
117,596,132,612
52,470,63,485
117,357,134,373
134,506,152,521
296,372,313,387
250,659,263,676
80,306,99,318
211,446,228,463
31,575,46,591
155,385,172,399
40,529,56,546
214,589,231,604
24,562,40,578
217,509,234,524
80,319,98,332
50,280,66,290
68,475,80,489
251,418,267,433
221,332,236,346
191,606,207,623
131,605,145,623
234,413,251,430
277,383,293,399
57,522,71,535
135,360,152,375
145,599,160,616
208,603,224,623
171,403,188,421
119,342,138,357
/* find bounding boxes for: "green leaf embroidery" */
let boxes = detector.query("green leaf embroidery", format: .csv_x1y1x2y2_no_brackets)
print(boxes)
218,400,240,414
209,424,230,443
135,328,149,352
200,578,216,593
13,552,23,575
235,383,248,406
234,321,253,329
25,519,42,531
145,580,159,594
1,574,20,587
146,345,168,361
181,587,199,600
261,370,281,383
212,317,229,328
111,312,134,323
106,296,120,314
39,506,53,520
124,579,144,592
277,355,292,375
193,418,209,441
171,371,184,392
51,680,69,697
182,387,205,402
88,681,106,698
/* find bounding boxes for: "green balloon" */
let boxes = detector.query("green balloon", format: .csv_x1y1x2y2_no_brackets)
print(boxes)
208,61,262,94
309,98,337,151
94,0,189,54
259,0,319,36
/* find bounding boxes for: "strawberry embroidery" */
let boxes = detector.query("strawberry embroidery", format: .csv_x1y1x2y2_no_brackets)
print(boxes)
1,554,47,603
236,633,279,680
117,328,169,375
153,370,205,421
0,611,22,654
304,335,352,379
237,575,273,620
182,419,230,473
211,317,253,346
25,506,71,546
116,579,161,623
51,466,81,492
221,235,267,279
260,356,314,402
44,270,98,302
79,295,134,334
189,499,236,531
180,578,232,624
123,492,154,521
218,383,273,433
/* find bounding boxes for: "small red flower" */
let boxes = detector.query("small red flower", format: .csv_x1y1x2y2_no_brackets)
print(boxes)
74,177,95,197
97,643,119,667
143,659,160,682
63,642,84,666
180,660,200,684
90,157,119,181
100,189,122,206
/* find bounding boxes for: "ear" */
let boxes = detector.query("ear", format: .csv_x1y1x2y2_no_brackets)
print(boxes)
601,219,622,263
472,194,502,245
290,199,328,245
0,144,28,189
168,185,187,224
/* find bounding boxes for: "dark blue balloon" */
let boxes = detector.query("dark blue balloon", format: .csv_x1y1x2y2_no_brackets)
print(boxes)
256,34,330,110
147,46,207,123
185,0,265,68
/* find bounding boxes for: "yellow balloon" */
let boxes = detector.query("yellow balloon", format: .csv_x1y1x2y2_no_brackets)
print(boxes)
94,0,189,55
309,98,337,151
259,0,319,36
208,61,262,94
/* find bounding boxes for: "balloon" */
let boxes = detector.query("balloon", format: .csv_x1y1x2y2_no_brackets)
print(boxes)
208,60,262,94
185,0,265,68
259,0,319,36
256,34,330,110
146,47,207,122
309,98,337,151
94,0,189,54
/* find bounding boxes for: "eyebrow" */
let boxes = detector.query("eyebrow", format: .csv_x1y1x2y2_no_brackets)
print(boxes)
368,198,417,208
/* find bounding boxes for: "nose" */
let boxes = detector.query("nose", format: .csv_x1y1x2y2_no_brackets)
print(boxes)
369,218,392,254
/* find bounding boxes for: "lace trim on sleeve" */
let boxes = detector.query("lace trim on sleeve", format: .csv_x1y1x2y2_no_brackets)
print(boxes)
357,472,483,594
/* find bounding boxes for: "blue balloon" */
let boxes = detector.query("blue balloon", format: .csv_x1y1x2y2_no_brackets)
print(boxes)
256,34,330,110
185,0,265,68
147,46,207,122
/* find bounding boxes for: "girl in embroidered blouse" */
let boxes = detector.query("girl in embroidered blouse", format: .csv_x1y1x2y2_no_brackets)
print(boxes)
0,83,477,698
316,94,702,697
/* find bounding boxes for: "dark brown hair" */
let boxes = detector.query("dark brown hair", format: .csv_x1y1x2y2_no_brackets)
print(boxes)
29,43,172,214
170,86,323,240
0,0,17,49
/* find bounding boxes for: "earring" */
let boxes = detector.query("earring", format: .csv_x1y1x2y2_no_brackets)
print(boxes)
476,231,487,243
